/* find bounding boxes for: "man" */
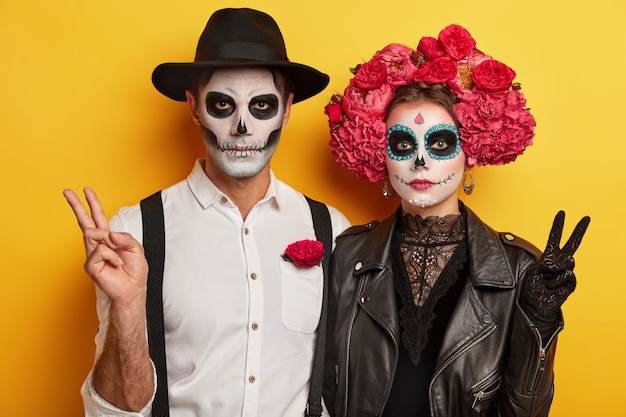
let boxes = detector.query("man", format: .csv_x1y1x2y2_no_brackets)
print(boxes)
64,8,350,416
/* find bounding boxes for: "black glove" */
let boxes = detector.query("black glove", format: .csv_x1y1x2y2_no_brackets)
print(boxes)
519,211,590,342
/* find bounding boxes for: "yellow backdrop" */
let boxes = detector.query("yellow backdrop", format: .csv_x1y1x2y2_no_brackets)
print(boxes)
1,0,624,415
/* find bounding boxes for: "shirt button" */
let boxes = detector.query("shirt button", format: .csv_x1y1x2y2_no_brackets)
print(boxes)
251,272,257,280
244,228,250,235
220,196,227,204
252,323,259,330
249,375,256,383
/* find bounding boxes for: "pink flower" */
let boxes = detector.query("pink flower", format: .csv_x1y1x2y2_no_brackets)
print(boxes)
341,81,393,119
438,24,476,60
454,90,535,167
329,115,388,182
447,49,491,93
472,59,516,92
282,240,325,268
372,44,419,86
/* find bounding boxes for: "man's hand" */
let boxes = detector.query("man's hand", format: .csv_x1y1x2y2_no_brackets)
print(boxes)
64,187,154,410
520,211,590,337
63,187,148,306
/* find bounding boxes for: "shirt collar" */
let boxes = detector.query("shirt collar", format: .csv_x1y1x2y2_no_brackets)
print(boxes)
186,159,284,209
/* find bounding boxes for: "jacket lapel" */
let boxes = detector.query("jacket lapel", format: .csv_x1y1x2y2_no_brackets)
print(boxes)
464,204,516,289
352,214,401,343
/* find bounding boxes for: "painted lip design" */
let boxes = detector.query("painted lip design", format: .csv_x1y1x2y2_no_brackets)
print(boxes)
408,179,434,190
218,143,267,156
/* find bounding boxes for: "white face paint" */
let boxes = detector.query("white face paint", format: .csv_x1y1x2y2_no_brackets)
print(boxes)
195,67,287,179
385,101,466,216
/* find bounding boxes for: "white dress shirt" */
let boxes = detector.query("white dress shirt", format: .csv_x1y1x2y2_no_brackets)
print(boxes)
81,159,350,416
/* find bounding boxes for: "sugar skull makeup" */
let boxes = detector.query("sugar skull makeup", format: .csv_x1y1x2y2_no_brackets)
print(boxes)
194,67,289,179
205,92,280,121
387,123,461,161
385,101,466,215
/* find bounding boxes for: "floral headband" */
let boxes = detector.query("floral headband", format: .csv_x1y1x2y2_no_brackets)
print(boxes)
324,24,536,182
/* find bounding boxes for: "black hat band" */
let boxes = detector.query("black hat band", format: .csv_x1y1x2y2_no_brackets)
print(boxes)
196,42,288,63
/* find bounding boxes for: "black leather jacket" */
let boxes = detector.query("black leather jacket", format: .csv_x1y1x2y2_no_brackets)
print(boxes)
323,203,562,417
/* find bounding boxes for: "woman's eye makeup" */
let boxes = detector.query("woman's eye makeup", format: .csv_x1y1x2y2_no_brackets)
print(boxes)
387,123,461,161
424,123,460,160
387,124,417,160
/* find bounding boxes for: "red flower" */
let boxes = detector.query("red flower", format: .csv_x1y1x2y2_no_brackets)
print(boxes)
438,24,476,60
354,60,387,90
416,36,446,61
324,95,344,128
414,57,458,83
472,59,516,92
282,240,325,268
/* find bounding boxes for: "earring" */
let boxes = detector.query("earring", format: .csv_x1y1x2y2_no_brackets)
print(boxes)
382,180,396,198
463,170,475,195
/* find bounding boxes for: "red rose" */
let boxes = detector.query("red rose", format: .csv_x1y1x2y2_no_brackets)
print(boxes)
414,57,458,83
282,240,325,268
416,36,446,61
354,60,387,90
324,95,344,128
472,59,516,92
438,24,476,60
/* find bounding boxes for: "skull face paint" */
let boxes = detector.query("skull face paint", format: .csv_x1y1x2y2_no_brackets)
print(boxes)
196,67,288,179
387,120,460,162
385,101,466,215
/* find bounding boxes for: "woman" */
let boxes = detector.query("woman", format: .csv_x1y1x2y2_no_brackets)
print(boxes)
322,25,589,417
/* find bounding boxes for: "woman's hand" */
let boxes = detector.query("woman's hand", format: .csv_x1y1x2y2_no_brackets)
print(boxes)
520,211,590,337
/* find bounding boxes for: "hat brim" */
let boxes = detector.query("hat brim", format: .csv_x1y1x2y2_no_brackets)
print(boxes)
152,60,329,104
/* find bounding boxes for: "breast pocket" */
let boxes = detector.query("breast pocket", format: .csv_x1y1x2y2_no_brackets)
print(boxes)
280,261,323,333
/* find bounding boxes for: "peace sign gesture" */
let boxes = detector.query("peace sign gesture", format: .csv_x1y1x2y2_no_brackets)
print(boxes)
519,211,590,336
63,187,149,306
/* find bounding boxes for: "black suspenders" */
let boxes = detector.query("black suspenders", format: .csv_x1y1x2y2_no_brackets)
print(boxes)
304,196,332,417
140,191,169,415
140,191,332,417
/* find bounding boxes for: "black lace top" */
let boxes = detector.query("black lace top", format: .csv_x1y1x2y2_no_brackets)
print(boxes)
383,209,468,417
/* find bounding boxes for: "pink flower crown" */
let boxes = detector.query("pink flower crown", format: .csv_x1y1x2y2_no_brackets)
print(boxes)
324,24,536,182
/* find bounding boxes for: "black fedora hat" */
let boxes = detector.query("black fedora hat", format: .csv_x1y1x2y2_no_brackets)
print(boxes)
152,8,329,103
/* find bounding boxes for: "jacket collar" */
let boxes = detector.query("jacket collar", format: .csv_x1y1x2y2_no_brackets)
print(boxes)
353,201,515,289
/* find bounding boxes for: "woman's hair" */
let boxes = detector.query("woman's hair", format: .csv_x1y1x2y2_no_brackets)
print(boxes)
386,82,460,127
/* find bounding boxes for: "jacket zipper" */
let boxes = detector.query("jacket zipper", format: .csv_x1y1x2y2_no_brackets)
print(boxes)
343,275,367,416
471,379,501,408
429,324,496,417
529,324,561,391
472,391,485,408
